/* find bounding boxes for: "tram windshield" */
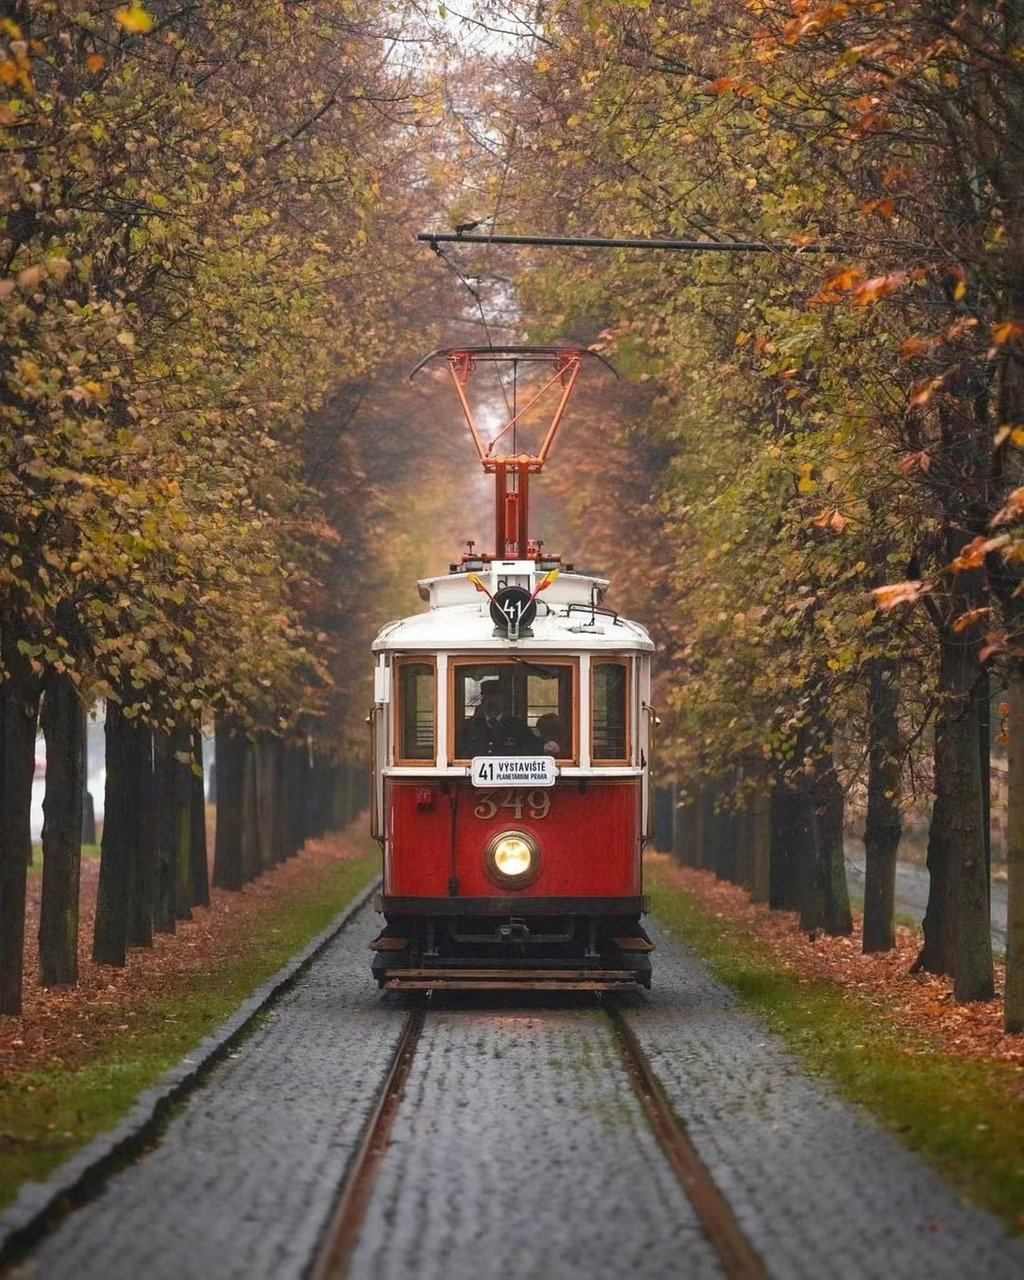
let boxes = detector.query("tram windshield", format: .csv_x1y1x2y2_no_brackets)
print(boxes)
452,660,575,761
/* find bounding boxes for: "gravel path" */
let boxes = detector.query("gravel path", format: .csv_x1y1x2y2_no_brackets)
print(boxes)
844,848,1008,951
13,908,407,1280
628,919,1024,1280
347,1001,723,1280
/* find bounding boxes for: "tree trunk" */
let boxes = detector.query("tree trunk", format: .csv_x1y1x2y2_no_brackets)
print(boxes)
769,782,801,911
170,723,193,920
189,730,209,907
152,728,176,934
127,721,155,948
93,701,131,966
917,618,994,1000
750,784,771,904
0,626,40,1014
213,718,245,890
241,735,261,883
256,734,279,869
796,742,853,936
1006,664,1024,1031
979,665,992,894
863,656,902,953
38,674,84,986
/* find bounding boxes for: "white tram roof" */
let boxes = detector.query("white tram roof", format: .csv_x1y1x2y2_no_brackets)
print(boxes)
372,560,654,654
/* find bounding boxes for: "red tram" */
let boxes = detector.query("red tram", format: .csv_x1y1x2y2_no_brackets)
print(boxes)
369,347,655,991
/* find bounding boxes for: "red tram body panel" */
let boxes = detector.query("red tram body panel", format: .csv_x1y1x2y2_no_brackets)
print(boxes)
384,779,641,903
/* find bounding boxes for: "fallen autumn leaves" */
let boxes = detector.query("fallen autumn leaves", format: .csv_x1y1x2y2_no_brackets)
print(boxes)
647,853,1024,1078
1,827,371,1081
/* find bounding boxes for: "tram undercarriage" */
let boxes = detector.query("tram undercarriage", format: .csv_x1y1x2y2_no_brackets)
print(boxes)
371,904,653,991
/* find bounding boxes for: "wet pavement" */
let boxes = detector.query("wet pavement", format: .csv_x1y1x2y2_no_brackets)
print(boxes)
8,903,1024,1280
844,848,1008,951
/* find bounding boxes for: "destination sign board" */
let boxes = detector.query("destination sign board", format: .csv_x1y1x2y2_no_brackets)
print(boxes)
470,756,556,788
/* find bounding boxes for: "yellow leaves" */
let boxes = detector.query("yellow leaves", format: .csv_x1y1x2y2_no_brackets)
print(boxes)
823,267,861,292
990,321,1024,360
953,279,967,302
908,376,947,409
67,380,109,406
115,5,155,34
993,425,1024,448
872,580,931,611
807,267,861,306
796,463,818,494
0,60,18,86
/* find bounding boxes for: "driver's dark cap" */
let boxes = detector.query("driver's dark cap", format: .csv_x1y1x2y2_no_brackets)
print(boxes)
480,678,506,695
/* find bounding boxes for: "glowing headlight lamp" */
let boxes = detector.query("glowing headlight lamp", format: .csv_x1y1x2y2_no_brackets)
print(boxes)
485,830,541,889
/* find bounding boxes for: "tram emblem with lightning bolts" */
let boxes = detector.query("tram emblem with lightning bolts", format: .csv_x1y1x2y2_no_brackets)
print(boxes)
368,347,656,991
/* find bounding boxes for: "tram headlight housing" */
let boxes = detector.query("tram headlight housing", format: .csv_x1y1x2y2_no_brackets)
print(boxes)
485,830,541,889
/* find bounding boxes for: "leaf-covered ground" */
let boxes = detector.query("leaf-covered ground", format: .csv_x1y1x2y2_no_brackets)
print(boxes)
2,824,377,1082
648,854,1024,1076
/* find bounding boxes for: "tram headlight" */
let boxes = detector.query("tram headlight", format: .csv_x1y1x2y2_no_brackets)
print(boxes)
485,830,541,889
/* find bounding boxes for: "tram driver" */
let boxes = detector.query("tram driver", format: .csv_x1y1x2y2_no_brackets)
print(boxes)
459,677,550,756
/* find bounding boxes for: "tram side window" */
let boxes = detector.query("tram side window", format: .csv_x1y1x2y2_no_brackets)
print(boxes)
398,662,435,761
592,661,628,761
452,662,575,759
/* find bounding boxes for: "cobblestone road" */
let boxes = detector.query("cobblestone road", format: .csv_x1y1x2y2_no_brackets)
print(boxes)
14,908,406,1280
627,920,1024,1280
10,905,1024,1280
347,1002,723,1280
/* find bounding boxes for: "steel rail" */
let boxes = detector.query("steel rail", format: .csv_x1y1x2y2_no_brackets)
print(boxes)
309,1006,426,1280
607,1002,770,1280
419,231,828,254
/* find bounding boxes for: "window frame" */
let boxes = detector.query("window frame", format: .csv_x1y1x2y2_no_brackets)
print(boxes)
447,656,579,765
590,657,632,765
393,657,437,766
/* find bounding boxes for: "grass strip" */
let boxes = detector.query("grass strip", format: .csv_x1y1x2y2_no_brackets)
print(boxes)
647,861,1024,1232
28,844,101,878
0,844,378,1210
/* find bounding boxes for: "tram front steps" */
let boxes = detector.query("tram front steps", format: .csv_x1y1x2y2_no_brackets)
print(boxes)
382,966,640,992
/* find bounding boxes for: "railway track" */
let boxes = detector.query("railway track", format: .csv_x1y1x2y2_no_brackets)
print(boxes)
309,994,768,1280
11,898,1022,1280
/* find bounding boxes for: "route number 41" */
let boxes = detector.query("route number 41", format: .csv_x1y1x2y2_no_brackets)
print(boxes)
474,789,552,820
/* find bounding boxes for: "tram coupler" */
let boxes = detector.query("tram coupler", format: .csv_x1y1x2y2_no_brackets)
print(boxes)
497,917,530,943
